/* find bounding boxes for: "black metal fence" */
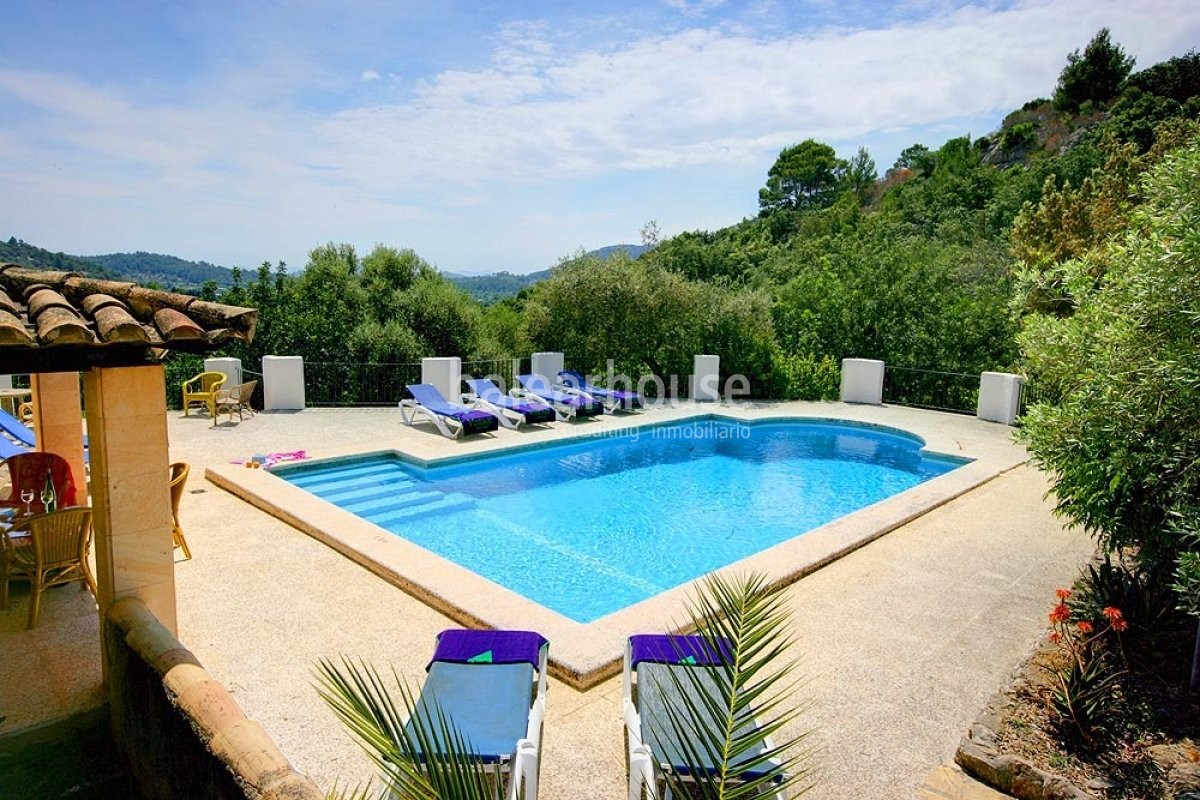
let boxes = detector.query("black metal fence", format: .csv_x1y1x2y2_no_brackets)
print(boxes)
882,366,979,415
302,357,533,406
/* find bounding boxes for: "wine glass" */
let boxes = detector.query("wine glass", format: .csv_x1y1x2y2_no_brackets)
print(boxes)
19,488,34,515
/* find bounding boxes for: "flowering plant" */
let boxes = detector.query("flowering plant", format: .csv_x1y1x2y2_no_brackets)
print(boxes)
1045,588,1127,742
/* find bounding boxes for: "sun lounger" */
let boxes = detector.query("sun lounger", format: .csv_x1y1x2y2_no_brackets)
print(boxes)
407,629,549,800
464,378,559,428
623,633,785,800
558,369,643,412
399,383,500,440
0,434,30,461
515,374,603,419
0,408,89,464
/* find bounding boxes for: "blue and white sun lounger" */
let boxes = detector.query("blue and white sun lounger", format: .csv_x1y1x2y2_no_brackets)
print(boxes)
0,434,30,461
0,408,89,464
515,374,603,419
558,370,643,412
407,629,549,800
399,383,500,440
464,378,559,428
623,634,785,800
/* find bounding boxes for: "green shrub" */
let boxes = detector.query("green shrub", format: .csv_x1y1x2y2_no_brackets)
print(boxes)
773,351,840,401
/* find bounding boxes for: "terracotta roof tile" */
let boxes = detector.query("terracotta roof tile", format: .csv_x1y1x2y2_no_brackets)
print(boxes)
0,264,257,366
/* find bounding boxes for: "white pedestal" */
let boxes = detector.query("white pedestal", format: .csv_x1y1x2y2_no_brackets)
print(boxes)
531,352,564,385
422,357,463,404
204,357,243,388
692,354,720,402
840,358,885,405
977,372,1024,425
262,356,305,410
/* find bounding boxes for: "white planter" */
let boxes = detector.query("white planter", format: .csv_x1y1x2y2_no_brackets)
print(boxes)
840,358,885,405
531,352,564,384
692,354,720,402
421,357,463,404
977,372,1024,426
262,356,305,410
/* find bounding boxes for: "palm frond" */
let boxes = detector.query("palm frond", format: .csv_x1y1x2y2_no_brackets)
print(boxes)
650,571,816,799
314,657,505,800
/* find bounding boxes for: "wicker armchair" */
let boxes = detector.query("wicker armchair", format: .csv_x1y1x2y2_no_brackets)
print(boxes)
169,462,192,560
182,371,227,417
213,380,258,426
1,507,96,628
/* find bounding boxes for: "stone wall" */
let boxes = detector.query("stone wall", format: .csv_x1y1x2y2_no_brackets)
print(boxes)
104,597,321,800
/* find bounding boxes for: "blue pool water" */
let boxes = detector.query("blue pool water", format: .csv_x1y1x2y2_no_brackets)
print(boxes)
277,418,963,622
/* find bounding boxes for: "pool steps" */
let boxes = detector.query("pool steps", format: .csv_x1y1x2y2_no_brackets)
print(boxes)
286,462,476,526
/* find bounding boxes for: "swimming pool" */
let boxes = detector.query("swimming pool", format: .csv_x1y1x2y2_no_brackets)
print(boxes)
276,417,964,622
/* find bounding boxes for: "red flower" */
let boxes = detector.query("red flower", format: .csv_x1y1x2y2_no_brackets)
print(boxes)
1102,606,1124,622
1049,603,1071,624
1056,588,1072,600
1112,618,1129,632
1076,621,1094,634
1049,631,1062,643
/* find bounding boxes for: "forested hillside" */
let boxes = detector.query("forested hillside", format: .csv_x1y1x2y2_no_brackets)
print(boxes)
133,34,1200,405
82,251,235,289
446,244,649,303
0,237,234,289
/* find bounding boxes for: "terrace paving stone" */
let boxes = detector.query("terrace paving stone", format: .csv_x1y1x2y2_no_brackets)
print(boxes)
3,400,1091,800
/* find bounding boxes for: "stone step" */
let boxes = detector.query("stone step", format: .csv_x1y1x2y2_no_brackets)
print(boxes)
917,764,1014,800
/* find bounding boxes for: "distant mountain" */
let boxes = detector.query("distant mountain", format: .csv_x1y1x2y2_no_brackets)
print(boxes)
82,251,235,289
0,236,235,290
0,236,116,279
448,243,650,304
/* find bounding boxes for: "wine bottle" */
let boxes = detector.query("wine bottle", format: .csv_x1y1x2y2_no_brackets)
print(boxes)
41,469,57,513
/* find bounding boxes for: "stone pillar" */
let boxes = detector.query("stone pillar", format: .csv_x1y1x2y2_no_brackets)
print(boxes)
262,356,305,410
204,356,242,388
840,358,885,405
977,372,1025,426
30,372,87,492
692,355,720,402
421,357,462,403
531,352,564,385
82,365,176,636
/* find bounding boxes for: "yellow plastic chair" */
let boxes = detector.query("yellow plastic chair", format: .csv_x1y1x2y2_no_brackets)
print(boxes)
1,507,97,629
182,372,226,417
169,462,192,560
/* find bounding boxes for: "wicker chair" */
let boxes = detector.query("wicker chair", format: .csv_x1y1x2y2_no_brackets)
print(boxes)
213,380,258,426
182,371,227,417
169,462,192,560
1,507,96,628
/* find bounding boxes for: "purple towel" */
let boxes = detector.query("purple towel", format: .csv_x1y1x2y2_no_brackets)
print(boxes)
629,634,733,668
430,629,548,670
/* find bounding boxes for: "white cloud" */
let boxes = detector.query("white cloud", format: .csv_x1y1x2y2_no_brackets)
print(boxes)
0,0,1198,270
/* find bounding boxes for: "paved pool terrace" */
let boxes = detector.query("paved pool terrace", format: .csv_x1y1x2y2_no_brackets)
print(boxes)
209,402,1027,689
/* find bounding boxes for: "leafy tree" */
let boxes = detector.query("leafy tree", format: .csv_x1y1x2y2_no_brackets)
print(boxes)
758,139,847,214
1018,139,1200,566
842,147,878,205
1123,50,1200,104
893,144,934,174
1053,28,1134,112
523,252,704,388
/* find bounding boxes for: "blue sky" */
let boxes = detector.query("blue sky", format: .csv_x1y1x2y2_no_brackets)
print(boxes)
1,1,1198,275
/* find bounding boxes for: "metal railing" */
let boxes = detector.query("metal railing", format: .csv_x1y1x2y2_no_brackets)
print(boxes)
882,366,979,415
301,357,533,406
303,361,423,406
1016,378,1053,419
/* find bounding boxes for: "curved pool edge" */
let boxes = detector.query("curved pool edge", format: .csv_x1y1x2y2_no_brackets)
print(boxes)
207,403,1026,689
